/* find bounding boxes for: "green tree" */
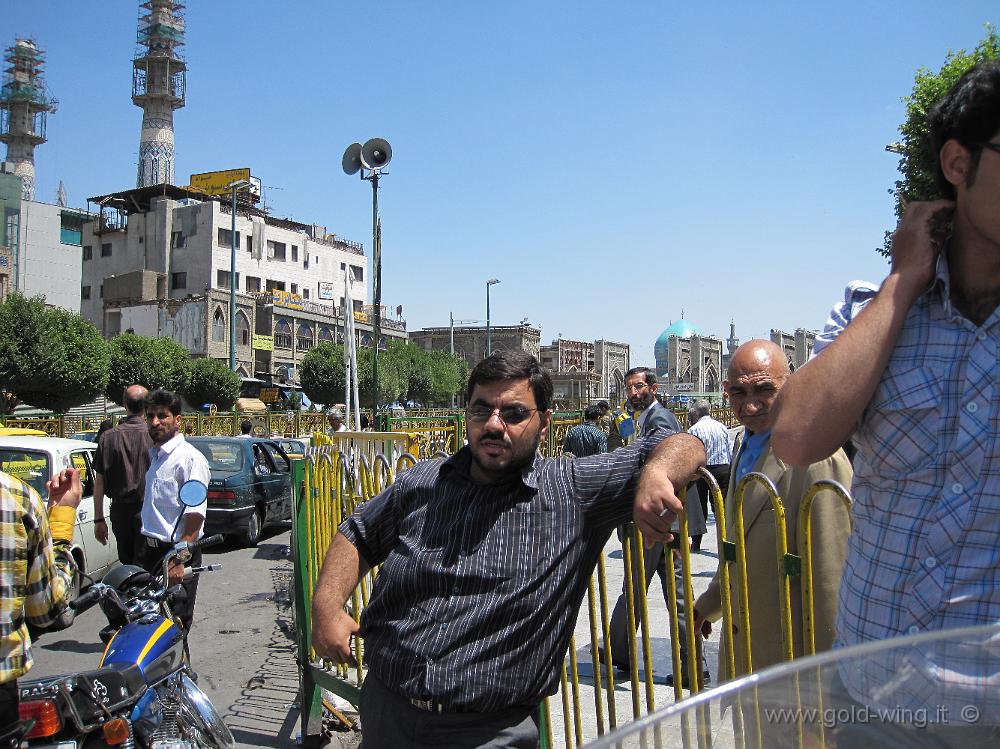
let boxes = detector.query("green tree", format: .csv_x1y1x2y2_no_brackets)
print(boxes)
357,346,406,408
881,24,1000,256
105,333,191,405
0,294,110,413
300,342,346,406
427,350,467,405
182,357,241,411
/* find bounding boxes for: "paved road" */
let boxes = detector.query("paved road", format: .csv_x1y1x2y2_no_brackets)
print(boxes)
27,526,361,748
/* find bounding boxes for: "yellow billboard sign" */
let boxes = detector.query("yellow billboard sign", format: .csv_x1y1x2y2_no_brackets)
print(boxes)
252,334,273,351
272,289,304,310
189,168,251,197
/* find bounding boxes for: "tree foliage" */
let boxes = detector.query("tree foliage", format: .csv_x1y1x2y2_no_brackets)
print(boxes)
182,357,241,410
300,343,347,406
881,24,1000,256
300,340,467,408
106,333,191,405
0,294,110,413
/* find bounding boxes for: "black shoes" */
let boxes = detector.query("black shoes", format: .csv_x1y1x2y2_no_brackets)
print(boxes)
665,670,712,690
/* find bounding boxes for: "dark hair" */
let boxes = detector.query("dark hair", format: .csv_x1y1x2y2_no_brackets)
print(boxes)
240,419,253,434
466,351,552,412
929,60,1000,198
145,389,183,416
597,400,609,410
625,366,657,386
584,404,602,421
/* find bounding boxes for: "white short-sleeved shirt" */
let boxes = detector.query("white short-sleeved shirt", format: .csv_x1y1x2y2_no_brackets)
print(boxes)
142,433,211,542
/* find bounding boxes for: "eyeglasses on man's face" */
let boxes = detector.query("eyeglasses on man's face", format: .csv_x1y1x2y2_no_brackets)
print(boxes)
465,405,537,425
625,381,649,393
977,141,1000,157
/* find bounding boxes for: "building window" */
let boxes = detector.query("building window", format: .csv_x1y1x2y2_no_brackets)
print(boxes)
171,231,186,248
81,285,91,300
265,279,285,292
290,283,298,294
291,245,298,262
350,265,364,282
274,318,292,349
246,276,261,293
303,255,309,269
319,326,333,342
60,212,84,246
212,308,226,343
340,262,345,270
82,246,92,261
171,272,187,290
246,235,253,255
236,311,250,346
217,270,240,290
100,284,104,298
353,299,363,312
297,322,314,351
101,243,112,258
218,228,240,248
303,288,310,300
267,240,286,261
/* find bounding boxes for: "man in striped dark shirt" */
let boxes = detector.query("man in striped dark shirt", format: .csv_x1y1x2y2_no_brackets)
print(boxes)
311,351,706,748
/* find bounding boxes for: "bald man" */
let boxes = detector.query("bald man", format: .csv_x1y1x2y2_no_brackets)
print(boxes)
94,385,153,564
692,340,853,680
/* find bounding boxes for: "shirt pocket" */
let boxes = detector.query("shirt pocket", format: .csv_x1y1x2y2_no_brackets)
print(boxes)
152,477,180,518
489,507,557,586
861,366,943,477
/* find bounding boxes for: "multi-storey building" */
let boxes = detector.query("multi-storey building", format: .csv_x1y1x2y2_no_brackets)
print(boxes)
769,328,816,371
79,184,405,381
653,317,724,401
538,337,630,406
410,323,541,368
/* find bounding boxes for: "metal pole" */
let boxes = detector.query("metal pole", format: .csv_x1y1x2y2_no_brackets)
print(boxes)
486,282,491,358
371,173,381,417
229,184,237,371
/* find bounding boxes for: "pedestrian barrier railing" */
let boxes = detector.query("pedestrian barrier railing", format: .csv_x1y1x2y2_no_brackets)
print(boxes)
289,441,854,748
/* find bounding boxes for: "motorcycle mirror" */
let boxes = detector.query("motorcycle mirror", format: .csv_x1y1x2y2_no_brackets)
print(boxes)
178,480,208,507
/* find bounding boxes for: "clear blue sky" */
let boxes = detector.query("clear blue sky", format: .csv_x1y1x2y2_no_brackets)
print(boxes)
7,2,998,366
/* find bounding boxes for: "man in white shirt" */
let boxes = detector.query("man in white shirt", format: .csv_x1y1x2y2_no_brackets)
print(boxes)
140,389,211,630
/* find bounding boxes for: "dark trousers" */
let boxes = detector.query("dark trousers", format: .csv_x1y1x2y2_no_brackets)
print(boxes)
691,464,731,550
359,673,539,749
608,539,706,676
109,501,143,566
0,681,17,734
139,538,201,631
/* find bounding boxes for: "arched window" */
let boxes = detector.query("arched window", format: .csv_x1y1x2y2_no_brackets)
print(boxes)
212,308,226,343
236,311,250,347
297,323,314,351
319,326,333,342
274,318,292,349
360,334,373,348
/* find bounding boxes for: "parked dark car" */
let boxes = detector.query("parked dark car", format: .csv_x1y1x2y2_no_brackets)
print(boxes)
187,436,293,547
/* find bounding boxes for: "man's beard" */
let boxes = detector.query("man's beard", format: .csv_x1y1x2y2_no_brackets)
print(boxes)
629,391,655,411
470,426,543,481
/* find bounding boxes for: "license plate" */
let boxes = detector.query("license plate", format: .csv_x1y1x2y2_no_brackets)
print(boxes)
29,743,77,749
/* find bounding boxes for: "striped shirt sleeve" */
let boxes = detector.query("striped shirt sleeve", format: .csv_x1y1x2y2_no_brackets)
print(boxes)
812,280,879,358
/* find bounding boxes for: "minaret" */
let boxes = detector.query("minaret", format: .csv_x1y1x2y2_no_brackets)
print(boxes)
0,39,57,200
727,320,739,357
132,0,186,187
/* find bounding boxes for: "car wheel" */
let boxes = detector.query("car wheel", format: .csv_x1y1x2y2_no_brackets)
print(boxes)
241,505,263,548
51,567,82,631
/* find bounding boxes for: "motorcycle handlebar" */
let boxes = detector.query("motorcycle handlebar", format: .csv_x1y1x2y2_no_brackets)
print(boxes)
69,586,101,612
192,534,224,552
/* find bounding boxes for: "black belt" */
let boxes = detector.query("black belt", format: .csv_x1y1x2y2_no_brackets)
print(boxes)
408,696,536,715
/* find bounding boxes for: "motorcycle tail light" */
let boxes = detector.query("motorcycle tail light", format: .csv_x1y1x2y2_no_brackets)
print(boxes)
102,718,131,745
207,489,236,504
19,698,62,738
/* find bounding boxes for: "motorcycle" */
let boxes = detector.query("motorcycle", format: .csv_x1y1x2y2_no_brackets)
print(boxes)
15,480,235,749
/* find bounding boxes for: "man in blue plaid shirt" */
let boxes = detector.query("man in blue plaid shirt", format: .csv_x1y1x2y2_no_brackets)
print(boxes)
773,61,1000,742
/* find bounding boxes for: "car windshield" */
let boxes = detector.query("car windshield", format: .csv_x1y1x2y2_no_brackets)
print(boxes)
0,450,50,496
190,441,245,472
280,440,304,453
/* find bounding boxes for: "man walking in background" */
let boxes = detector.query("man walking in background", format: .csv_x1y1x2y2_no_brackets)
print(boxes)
687,398,733,551
563,404,608,457
93,385,151,565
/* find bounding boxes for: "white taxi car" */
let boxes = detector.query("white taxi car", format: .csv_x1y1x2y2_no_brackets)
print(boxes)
0,436,120,628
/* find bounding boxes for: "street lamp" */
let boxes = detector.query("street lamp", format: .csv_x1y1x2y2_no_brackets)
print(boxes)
342,139,392,416
227,179,252,372
486,278,500,357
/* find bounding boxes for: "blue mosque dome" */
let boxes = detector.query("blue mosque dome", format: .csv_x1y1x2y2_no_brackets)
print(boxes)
654,318,701,373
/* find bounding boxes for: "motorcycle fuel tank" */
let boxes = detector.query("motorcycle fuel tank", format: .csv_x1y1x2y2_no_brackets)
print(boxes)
100,615,184,684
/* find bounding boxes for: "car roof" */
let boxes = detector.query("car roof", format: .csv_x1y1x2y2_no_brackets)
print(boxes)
0,436,97,451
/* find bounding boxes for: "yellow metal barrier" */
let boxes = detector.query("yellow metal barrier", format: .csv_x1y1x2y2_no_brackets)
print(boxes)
293,448,852,749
